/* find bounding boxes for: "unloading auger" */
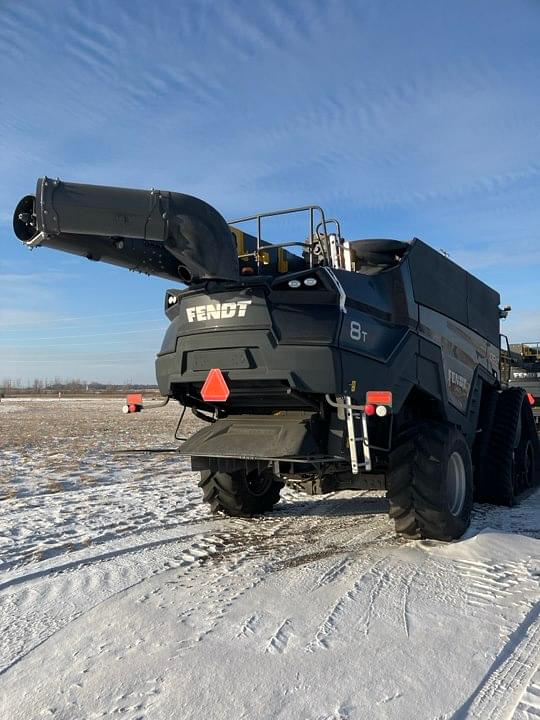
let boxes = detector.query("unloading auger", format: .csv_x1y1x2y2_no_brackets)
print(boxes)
13,177,240,283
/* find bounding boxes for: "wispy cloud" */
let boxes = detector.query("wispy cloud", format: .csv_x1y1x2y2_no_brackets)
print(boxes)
1,0,539,379
0,309,58,329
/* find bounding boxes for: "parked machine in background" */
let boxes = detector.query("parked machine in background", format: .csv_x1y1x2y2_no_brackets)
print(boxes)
13,177,540,541
509,343,540,429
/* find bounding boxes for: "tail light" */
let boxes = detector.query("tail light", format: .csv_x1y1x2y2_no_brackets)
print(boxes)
366,391,393,406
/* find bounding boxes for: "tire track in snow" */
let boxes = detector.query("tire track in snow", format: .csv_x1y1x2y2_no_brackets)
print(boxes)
237,614,263,638
512,668,540,719
0,527,214,594
303,514,406,653
265,619,294,654
401,567,418,639
358,558,419,639
360,558,390,637
452,603,540,719
306,556,388,652
450,557,532,614
0,572,154,678
312,556,354,590
175,562,268,649
0,532,226,674
0,492,392,674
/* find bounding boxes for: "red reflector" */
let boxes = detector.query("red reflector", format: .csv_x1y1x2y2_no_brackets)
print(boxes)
201,368,230,402
528,392,536,406
364,403,376,416
366,391,393,406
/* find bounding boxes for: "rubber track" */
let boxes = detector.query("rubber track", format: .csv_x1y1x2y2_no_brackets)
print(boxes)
482,388,526,505
473,387,499,500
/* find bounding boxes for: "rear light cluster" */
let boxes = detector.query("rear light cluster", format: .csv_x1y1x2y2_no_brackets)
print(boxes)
364,403,388,417
122,393,144,414
365,390,392,418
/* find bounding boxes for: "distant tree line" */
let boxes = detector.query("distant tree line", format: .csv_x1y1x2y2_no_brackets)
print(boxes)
0,378,158,397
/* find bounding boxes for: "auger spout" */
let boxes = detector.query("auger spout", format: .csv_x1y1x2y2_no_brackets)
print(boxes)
13,177,240,283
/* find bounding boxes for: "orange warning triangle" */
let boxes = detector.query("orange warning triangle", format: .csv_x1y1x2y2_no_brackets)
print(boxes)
201,368,230,402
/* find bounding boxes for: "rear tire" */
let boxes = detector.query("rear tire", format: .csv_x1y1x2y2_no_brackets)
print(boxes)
386,422,473,541
199,466,284,517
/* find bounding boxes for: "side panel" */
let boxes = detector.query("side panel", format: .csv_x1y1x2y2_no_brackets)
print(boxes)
339,332,419,412
332,261,419,412
407,239,500,346
418,306,499,412
338,311,409,362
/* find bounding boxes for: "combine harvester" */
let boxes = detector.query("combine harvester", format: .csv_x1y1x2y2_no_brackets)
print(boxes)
14,177,539,540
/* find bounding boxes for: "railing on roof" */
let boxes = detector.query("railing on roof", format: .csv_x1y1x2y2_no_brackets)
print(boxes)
228,205,333,271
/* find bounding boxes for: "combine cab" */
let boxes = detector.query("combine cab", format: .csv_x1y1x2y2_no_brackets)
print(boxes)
14,177,540,540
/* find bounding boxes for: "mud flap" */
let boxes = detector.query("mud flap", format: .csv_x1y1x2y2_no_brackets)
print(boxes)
179,413,323,460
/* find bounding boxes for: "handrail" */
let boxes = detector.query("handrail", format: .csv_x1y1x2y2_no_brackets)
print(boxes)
228,204,328,225
237,240,310,259
228,204,331,270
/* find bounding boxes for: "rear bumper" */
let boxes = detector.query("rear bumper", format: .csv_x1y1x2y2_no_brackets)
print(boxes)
155,329,342,400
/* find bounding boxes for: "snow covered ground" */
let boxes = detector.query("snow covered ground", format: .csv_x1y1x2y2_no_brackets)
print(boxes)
0,398,538,719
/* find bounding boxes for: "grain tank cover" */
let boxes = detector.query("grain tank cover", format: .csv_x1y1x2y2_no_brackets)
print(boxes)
407,238,500,345
13,177,239,283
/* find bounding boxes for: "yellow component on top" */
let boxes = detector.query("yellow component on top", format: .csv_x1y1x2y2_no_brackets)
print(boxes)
231,227,245,256
278,247,289,273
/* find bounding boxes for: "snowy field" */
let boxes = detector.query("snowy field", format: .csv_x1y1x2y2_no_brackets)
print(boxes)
0,398,539,720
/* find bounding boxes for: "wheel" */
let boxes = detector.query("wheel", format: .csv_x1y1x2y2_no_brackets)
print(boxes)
515,399,539,492
386,422,473,541
516,438,535,491
481,387,539,505
198,465,284,517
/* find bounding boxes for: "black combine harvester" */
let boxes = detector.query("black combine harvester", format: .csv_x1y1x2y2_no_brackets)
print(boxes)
14,178,540,540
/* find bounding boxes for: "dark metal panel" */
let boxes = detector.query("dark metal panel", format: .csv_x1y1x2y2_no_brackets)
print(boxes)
179,413,322,459
466,273,500,346
408,239,468,325
338,310,409,362
156,330,342,397
408,238,500,345
339,332,418,411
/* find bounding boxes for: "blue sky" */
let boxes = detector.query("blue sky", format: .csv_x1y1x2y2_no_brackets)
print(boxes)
1,0,539,384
